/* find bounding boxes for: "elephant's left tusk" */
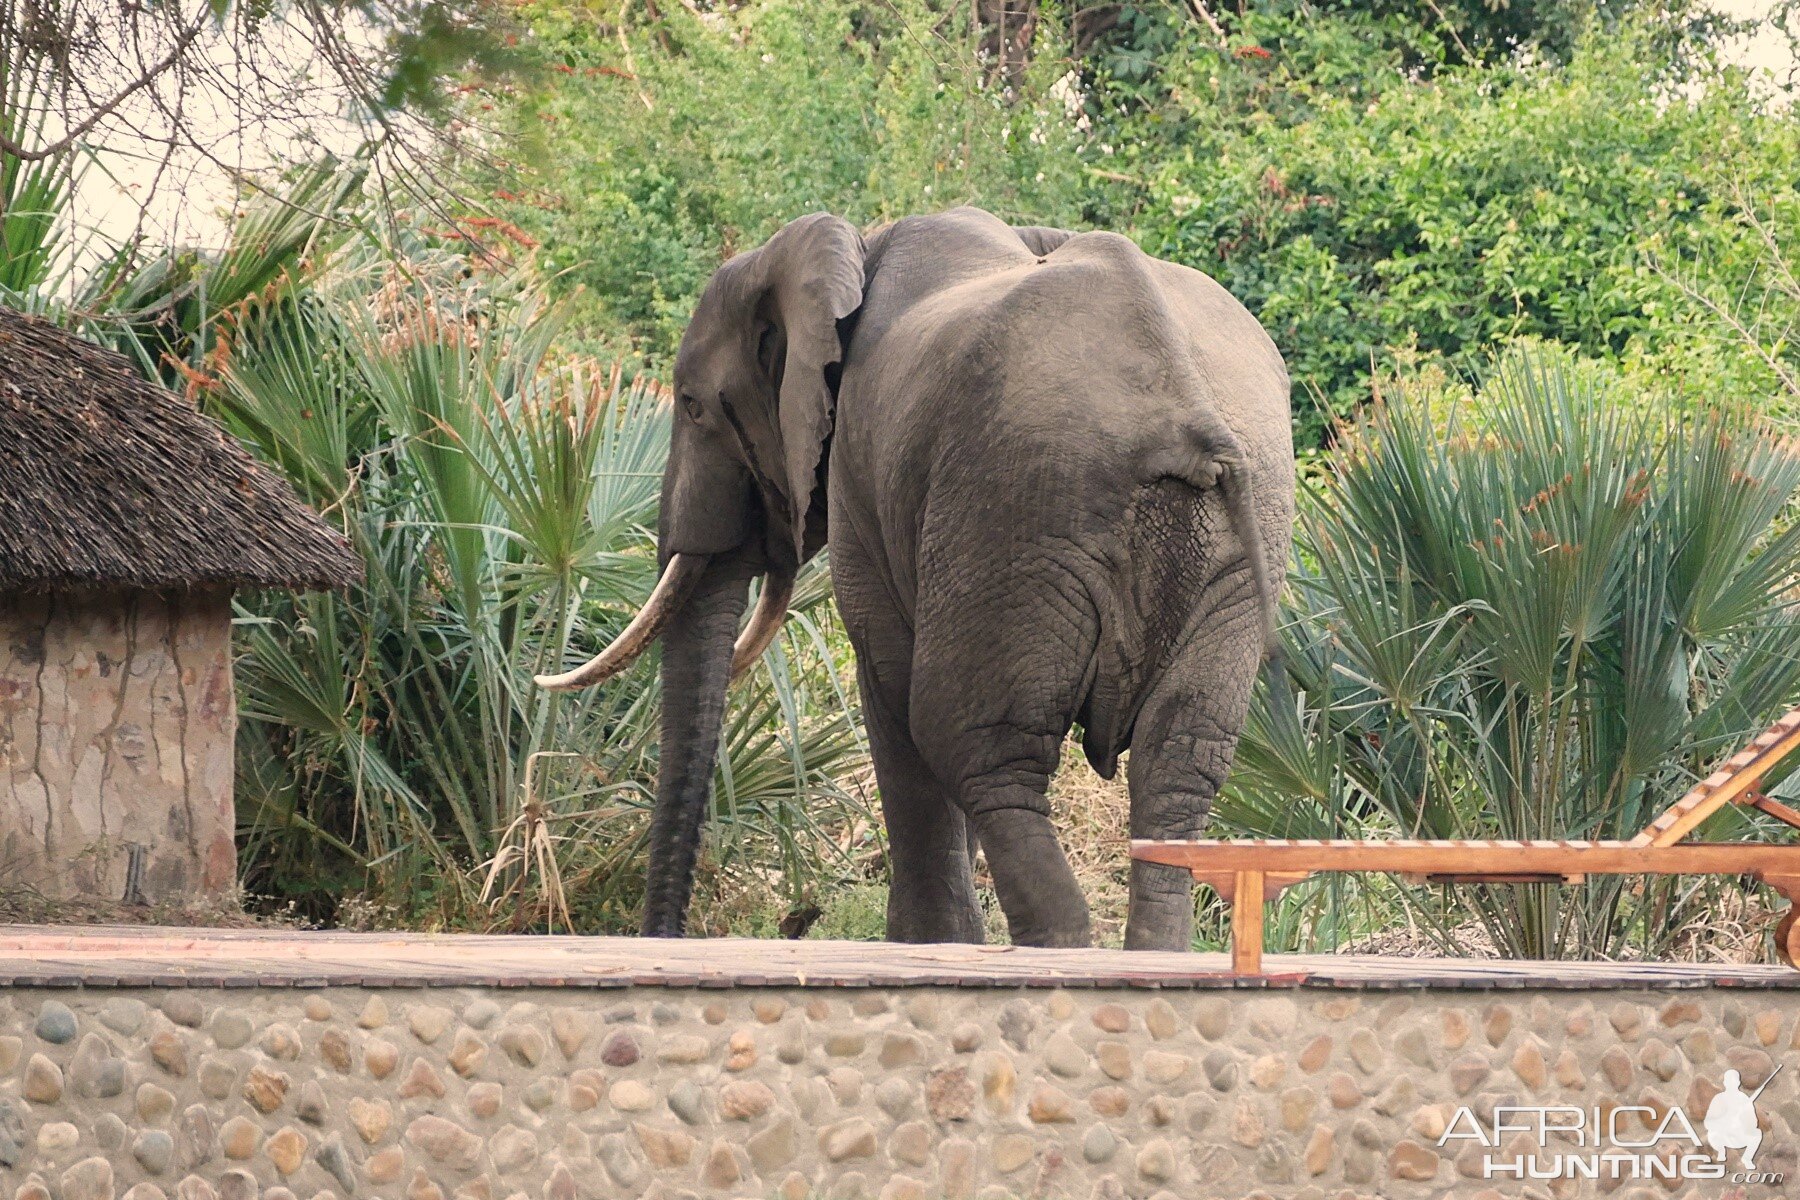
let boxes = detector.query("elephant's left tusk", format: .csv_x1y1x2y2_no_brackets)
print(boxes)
730,571,795,681
535,553,709,690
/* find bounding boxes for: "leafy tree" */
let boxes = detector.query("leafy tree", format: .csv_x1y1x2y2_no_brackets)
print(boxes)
1111,16,1800,444
486,0,1089,357
486,3,1793,446
1080,0,1742,82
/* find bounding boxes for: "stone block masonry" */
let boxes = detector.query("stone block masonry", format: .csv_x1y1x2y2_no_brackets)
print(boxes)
0,590,237,902
2,978,1799,1200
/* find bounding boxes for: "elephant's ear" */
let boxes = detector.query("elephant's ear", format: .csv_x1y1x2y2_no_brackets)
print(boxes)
758,212,866,562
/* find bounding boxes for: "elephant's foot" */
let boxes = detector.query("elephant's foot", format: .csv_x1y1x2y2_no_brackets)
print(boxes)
1123,858,1196,951
886,879,986,944
971,805,1092,948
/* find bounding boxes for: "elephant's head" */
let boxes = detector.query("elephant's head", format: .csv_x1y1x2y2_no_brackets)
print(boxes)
535,212,866,936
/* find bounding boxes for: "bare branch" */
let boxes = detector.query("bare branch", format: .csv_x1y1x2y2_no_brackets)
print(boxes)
2,0,510,246
1185,0,1228,49
1654,256,1800,400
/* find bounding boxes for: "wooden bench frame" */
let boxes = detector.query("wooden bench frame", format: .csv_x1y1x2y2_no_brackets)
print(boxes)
1131,709,1800,974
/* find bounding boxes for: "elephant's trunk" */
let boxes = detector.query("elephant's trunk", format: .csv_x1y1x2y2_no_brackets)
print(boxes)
641,557,753,937
535,553,710,690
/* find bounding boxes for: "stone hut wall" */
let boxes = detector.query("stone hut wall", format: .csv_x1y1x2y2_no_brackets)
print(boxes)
0,589,236,902
0,983,1793,1200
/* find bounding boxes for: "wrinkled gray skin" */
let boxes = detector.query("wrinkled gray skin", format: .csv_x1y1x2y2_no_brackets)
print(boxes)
635,207,1292,950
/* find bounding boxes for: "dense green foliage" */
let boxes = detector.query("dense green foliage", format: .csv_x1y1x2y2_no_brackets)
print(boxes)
1119,14,1799,445
494,0,1088,353
1223,348,1800,958
491,2,1799,446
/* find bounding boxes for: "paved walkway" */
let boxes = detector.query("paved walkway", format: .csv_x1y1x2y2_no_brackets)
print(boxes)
0,926,1794,990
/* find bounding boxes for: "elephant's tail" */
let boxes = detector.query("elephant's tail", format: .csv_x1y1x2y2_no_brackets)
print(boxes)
1217,454,1282,657
1138,416,1282,656
1234,455,1292,721
1195,431,1291,734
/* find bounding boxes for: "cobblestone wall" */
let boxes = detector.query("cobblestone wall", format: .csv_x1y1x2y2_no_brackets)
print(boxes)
0,985,1794,1200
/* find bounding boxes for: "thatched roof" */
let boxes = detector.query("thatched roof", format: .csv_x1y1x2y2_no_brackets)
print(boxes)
0,306,361,593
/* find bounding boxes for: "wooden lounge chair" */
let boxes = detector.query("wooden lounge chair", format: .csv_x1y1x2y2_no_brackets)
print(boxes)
1131,708,1800,974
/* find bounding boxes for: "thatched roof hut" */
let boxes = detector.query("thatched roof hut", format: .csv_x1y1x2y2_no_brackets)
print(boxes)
0,305,359,905
0,305,360,592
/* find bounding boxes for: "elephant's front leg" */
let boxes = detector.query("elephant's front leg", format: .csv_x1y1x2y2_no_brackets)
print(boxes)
836,536,984,944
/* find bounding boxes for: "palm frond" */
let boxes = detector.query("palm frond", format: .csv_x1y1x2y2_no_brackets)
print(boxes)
1227,345,1800,959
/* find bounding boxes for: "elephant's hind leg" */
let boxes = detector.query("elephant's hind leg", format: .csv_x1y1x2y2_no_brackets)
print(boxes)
908,559,1097,949
965,801,1091,948
1123,568,1265,951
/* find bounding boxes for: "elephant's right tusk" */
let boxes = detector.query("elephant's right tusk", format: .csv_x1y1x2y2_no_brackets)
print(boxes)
730,571,795,682
535,553,710,690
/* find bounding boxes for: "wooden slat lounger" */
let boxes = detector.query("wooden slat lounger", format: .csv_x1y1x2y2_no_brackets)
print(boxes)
1131,708,1800,974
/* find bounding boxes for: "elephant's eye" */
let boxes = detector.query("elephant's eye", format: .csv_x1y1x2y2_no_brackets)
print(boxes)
680,393,704,422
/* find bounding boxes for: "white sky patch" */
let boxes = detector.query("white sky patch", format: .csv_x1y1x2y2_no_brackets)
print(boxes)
1718,0,1799,90
69,6,374,258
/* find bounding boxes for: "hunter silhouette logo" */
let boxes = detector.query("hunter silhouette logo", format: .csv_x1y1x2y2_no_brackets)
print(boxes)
1439,1064,1786,1185
1705,1066,1779,1170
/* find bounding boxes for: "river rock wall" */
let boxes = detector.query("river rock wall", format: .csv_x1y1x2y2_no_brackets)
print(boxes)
0,985,1793,1200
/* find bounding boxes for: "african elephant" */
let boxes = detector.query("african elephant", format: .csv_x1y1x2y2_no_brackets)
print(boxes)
538,207,1294,951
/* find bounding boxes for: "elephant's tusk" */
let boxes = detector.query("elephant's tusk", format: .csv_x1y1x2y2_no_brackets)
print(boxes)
730,571,795,682
535,554,710,690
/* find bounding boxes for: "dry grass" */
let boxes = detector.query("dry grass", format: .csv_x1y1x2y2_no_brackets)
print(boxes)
1657,885,1783,965
1337,917,1503,959
1333,883,1784,964
0,885,298,929
1043,751,1135,948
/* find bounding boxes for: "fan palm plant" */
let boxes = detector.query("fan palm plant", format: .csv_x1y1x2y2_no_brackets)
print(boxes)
216,245,866,929
1220,347,1800,959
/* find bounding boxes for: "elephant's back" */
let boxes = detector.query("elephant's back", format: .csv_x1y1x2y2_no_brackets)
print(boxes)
834,220,1294,625
844,235,1291,509
873,234,1287,475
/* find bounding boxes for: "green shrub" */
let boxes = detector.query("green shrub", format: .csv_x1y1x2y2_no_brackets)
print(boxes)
1220,345,1800,958
808,882,891,942
1117,16,1800,446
